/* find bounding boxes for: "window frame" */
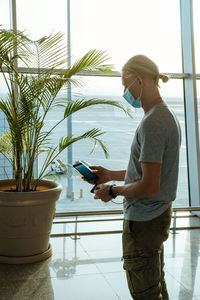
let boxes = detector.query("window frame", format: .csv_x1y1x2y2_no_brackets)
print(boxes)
1,0,199,216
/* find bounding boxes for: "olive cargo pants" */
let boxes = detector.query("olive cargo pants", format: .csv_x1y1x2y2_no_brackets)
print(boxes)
122,206,172,300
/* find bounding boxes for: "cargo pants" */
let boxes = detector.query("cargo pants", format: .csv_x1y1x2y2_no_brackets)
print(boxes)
122,206,172,300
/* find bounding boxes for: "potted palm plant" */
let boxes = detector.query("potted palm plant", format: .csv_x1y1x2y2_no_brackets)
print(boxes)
0,28,129,264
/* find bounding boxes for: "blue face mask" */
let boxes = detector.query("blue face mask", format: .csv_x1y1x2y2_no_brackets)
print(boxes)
123,88,141,108
123,78,142,108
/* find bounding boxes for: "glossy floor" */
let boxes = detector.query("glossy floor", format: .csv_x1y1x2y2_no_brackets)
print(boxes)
1,213,200,300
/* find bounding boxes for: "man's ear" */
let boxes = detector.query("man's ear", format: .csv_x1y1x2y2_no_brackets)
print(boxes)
137,76,144,87
137,77,144,88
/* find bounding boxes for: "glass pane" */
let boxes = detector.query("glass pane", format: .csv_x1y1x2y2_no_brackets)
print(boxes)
16,0,68,40
0,0,10,28
42,76,188,212
71,0,182,73
16,0,68,69
193,0,200,73
195,80,200,149
0,74,13,179
161,79,189,208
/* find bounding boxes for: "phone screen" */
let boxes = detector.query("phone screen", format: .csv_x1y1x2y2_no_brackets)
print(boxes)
73,163,97,180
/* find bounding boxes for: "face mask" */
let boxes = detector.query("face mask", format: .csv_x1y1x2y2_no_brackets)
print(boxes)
123,79,142,108
123,88,141,108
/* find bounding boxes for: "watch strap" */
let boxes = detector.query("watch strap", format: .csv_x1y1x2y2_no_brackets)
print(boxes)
109,184,117,199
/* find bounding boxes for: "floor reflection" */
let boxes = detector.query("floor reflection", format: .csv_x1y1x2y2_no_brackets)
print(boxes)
50,258,77,279
178,217,200,298
1,215,200,299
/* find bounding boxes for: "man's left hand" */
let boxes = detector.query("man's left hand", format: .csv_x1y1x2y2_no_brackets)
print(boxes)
94,184,112,202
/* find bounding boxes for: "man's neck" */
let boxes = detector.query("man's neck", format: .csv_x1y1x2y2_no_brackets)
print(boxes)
142,96,163,114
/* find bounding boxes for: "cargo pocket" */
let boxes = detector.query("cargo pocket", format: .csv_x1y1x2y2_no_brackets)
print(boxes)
123,251,147,271
123,251,161,297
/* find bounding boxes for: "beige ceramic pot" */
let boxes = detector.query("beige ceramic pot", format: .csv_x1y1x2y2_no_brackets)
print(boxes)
0,179,62,264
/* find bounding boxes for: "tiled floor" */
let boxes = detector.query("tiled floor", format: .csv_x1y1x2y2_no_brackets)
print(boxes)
1,213,200,300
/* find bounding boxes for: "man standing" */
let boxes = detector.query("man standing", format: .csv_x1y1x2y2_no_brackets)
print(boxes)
90,55,181,300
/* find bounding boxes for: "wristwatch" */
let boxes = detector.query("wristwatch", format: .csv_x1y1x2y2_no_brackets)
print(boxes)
109,184,117,199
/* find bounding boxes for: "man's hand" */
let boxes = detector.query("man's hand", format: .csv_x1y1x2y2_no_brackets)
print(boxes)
82,166,126,185
93,184,113,202
86,166,111,185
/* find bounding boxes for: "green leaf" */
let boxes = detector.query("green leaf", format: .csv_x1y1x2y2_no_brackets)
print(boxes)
63,98,132,118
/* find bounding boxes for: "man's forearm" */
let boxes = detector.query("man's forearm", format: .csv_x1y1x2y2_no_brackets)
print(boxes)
112,180,159,199
109,170,126,181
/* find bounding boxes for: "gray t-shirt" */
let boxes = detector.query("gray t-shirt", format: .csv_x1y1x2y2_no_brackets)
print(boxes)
123,102,181,221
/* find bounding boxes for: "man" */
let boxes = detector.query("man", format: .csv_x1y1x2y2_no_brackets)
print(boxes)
89,55,181,300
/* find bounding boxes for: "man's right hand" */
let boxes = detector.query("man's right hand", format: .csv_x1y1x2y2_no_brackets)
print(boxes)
86,166,111,185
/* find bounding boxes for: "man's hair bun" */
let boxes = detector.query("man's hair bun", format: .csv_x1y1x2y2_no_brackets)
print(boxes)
159,74,169,83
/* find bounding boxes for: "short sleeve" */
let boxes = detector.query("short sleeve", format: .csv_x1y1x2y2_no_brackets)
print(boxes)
138,120,166,164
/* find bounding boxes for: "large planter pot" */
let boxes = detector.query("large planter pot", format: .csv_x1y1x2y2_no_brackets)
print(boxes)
0,179,62,264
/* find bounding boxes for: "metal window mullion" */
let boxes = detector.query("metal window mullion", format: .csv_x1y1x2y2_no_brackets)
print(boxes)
8,0,18,179
9,0,18,80
9,0,17,30
66,0,73,198
180,0,200,209
0,67,191,79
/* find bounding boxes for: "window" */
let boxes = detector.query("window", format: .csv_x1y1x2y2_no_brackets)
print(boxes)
16,0,68,41
0,0,195,214
71,0,182,72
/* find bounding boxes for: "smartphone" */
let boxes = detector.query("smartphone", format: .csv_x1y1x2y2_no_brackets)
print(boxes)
73,161,98,181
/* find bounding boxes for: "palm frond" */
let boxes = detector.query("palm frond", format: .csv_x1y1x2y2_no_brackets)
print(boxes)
0,28,32,69
29,32,68,70
64,98,132,118
38,146,58,179
0,98,24,148
59,128,105,153
0,131,13,163
89,138,109,158
61,49,115,79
